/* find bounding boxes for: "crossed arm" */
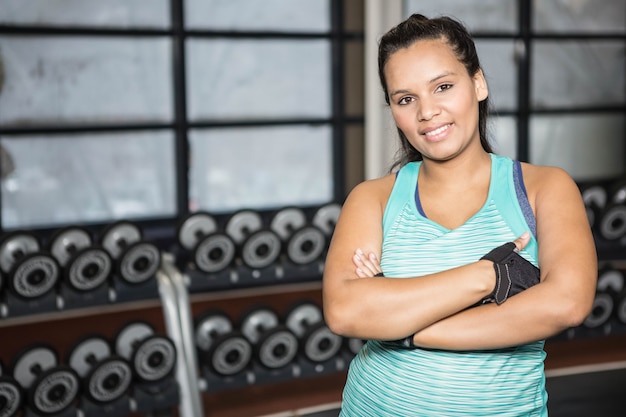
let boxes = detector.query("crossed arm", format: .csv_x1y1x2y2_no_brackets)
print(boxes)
322,166,597,350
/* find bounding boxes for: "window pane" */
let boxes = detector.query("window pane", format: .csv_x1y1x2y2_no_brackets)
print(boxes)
189,125,333,212
404,0,518,33
476,40,517,111
185,0,330,32
490,116,517,160
0,0,170,28
0,37,173,126
186,39,331,120
530,114,625,181
532,41,625,109
1,131,176,229
533,0,626,33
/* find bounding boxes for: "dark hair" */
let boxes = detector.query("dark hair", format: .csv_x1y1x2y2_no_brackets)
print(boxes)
379,14,493,172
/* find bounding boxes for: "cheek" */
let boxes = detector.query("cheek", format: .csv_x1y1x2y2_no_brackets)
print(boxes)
391,108,415,130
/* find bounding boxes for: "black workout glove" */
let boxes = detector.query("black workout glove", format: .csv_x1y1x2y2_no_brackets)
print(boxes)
479,242,540,305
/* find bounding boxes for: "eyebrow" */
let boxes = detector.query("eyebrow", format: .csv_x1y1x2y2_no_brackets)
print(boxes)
389,71,457,98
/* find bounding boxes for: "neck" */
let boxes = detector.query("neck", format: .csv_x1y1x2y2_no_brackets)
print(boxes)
419,150,492,189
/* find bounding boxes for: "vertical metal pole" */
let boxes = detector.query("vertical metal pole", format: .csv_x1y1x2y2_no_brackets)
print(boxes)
331,0,346,202
517,0,532,162
171,0,190,216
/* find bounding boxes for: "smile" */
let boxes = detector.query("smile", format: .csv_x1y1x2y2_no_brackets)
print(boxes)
424,124,451,137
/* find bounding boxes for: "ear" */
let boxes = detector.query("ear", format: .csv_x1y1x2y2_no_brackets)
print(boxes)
473,69,489,102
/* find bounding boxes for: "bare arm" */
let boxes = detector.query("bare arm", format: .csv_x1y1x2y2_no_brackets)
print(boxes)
410,166,597,350
322,177,495,340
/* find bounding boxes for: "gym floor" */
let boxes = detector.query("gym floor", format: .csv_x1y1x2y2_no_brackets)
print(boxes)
288,365,626,417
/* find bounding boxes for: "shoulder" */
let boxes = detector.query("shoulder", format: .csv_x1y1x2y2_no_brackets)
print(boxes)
346,174,396,207
519,162,582,207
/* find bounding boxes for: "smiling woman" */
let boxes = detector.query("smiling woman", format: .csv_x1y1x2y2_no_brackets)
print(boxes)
323,13,597,416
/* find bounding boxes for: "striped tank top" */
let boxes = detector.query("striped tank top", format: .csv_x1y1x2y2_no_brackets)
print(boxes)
340,154,548,417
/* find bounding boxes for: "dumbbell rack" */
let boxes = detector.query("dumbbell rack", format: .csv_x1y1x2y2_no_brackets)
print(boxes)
543,179,626,372
157,253,352,417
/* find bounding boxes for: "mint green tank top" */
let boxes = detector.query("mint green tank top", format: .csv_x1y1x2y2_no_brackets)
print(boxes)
340,154,548,416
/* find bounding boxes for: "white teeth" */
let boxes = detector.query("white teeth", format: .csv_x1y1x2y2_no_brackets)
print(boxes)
424,124,450,136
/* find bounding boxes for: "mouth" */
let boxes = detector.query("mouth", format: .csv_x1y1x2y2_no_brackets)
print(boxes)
423,123,452,138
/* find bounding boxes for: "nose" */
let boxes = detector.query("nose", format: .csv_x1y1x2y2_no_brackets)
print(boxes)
417,97,440,122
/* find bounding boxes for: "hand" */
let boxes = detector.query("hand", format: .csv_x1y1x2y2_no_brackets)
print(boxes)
353,249,383,278
479,232,540,305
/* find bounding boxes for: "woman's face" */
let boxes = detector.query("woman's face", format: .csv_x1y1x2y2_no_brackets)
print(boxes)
384,38,488,162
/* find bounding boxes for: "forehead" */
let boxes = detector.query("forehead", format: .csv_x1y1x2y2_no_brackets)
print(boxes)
384,38,464,84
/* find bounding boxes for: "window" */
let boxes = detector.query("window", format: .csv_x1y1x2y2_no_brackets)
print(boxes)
0,0,349,232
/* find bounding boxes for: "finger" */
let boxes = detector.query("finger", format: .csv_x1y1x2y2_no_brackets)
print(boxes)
353,250,379,277
358,252,381,275
513,231,531,252
353,251,375,277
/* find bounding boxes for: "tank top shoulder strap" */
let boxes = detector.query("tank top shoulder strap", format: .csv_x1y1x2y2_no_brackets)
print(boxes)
382,161,421,236
490,154,539,258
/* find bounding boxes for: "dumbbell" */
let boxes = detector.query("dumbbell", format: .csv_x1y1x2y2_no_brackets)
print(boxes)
0,232,59,300
195,312,252,377
312,203,341,238
596,204,626,241
580,183,607,228
11,345,80,415
596,266,626,325
177,212,236,273
0,361,23,417
270,208,326,265
67,336,132,405
239,306,299,370
48,227,113,292
100,222,161,285
225,210,281,270
582,269,617,329
115,322,177,384
594,178,626,241
285,301,343,363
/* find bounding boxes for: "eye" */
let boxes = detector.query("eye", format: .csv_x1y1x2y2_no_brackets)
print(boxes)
397,96,414,105
436,83,453,93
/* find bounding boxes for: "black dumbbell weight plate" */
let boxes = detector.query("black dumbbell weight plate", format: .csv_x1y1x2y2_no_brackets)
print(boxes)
270,208,307,241
302,323,343,363
0,376,22,417
86,357,132,404
131,335,176,383
583,293,614,328
195,312,252,376
194,234,236,273
9,254,59,299
241,230,281,270
29,366,80,415
312,204,341,237
240,307,298,369
177,212,218,251
256,327,298,369
48,227,92,268
69,338,132,403
208,333,252,376
285,302,342,362
100,222,143,260
13,346,79,415
66,248,112,291
598,205,626,241
117,241,161,284
286,227,326,265
68,337,110,376
0,233,39,275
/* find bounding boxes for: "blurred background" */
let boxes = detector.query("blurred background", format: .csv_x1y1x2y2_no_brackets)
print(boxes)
0,1,624,417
